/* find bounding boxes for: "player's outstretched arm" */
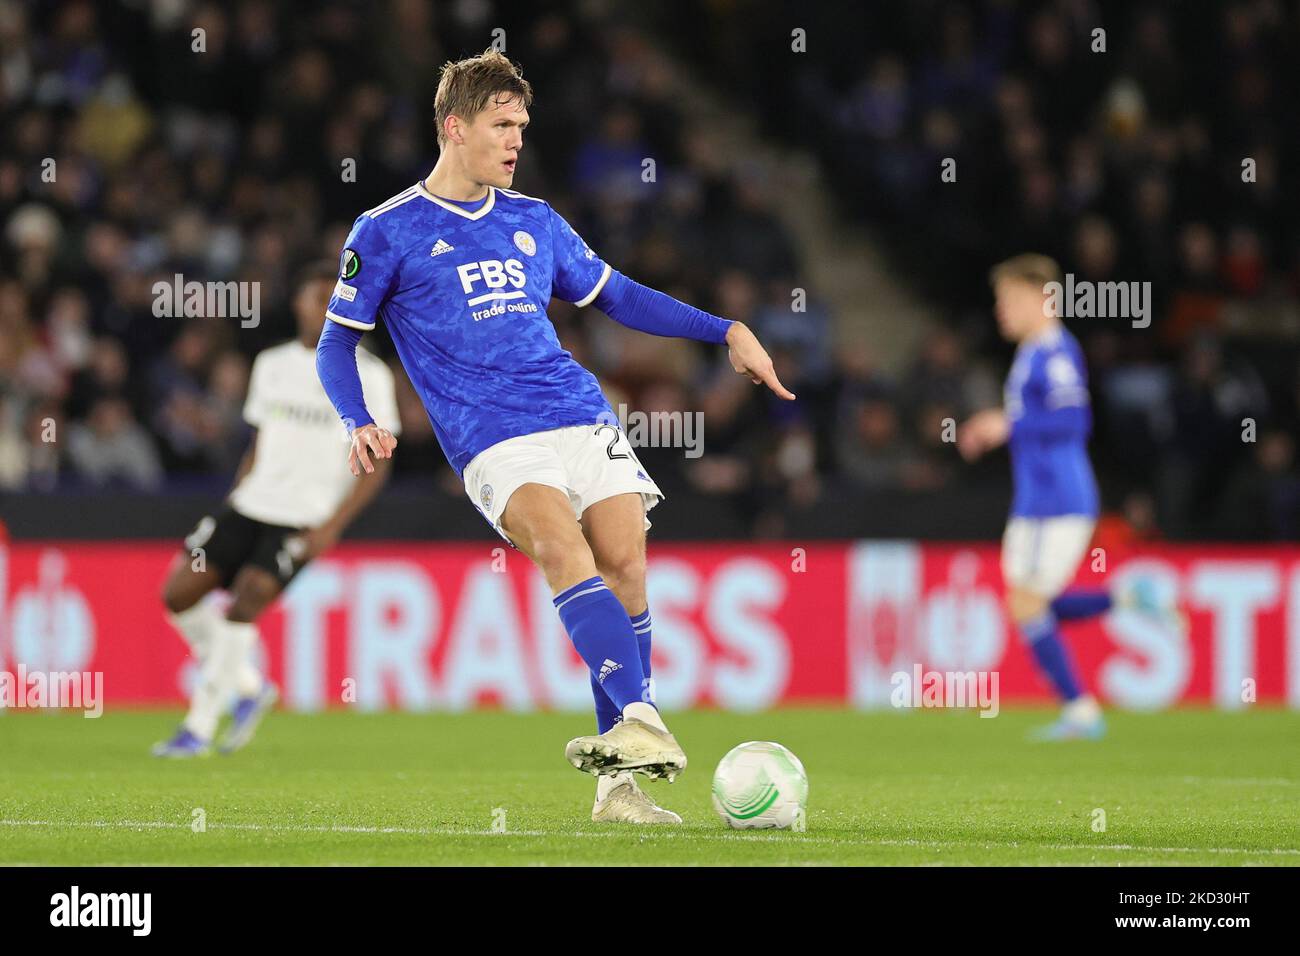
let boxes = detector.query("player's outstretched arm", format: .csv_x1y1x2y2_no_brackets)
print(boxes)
223,431,257,501
956,408,1010,461
299,455,393,558
725,321,796,401
591,270,794,400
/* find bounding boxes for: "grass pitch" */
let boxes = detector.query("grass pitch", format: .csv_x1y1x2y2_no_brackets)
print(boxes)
1,708,1296,866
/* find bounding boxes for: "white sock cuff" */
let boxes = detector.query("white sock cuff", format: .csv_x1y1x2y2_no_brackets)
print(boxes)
169,601,219,658
622,701,667,732
169,601,215,630
596,771,634,800
219,619,259,644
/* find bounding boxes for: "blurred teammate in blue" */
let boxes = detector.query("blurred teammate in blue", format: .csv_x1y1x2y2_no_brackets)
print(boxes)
958,255,1181,740
315,50,793,822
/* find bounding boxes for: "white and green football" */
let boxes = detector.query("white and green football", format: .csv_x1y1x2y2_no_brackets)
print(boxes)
711,741,808,829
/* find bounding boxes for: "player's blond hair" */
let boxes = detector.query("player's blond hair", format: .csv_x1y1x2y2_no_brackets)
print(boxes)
989,253,1062,290
434,49,534,147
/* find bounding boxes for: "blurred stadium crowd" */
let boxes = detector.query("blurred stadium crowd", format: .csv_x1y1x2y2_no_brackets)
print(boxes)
678,0,1300,540
0,0,1297,541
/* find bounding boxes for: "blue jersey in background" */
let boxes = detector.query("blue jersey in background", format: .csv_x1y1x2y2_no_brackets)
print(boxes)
1003,325,1100,518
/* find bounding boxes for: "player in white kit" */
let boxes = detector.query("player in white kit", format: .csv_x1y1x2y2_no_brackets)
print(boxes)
153,262,400,757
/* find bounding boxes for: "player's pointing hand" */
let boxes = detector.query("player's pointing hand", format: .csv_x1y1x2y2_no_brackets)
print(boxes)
349,423,398,476
725,322,796,401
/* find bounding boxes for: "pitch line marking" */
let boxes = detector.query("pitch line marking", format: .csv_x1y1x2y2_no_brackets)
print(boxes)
1,819,1297,856
1175,775,1296,787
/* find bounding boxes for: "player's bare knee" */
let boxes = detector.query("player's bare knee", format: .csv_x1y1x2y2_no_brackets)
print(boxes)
226,592,264,623
1006,588,1049,624
525,531,562,572
161,566,202,615
226,572,280,623
225,596,268,624
161,584,192,616
526,526,589,582
598,553,645,601
1003,591,1026,622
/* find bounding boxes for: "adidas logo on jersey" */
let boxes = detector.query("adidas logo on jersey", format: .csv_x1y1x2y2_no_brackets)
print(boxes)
430,239,455,257
597,659,622,684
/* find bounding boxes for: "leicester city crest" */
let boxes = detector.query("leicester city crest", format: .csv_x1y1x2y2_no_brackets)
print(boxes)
480,483,494,512
513,230,536,256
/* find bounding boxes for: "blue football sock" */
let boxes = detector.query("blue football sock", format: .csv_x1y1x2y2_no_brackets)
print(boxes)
1051,588,1112,621
1021,611,1083,702
554,577,648,713
591,608,652,733
629,608,653,682
590,672,620,734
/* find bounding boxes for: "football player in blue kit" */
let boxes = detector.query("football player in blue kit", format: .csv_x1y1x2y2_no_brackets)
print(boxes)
316,50,794,821
958,254,1181,740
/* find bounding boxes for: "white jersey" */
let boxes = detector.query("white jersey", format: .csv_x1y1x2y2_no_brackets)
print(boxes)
229,340,400,528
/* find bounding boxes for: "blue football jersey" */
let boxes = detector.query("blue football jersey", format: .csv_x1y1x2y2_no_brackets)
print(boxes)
325,182,616,474
1003,326,1100,517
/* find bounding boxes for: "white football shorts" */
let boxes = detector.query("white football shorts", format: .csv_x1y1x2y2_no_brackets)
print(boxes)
1000,515,1096,597
462,423,664,542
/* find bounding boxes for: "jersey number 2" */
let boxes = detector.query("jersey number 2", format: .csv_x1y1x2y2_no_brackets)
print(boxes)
594,424,630,460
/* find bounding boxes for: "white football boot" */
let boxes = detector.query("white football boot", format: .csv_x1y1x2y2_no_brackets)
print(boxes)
565,718,687,781
591,773,683,824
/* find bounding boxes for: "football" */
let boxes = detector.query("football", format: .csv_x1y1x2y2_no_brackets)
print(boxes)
711,741,809,830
